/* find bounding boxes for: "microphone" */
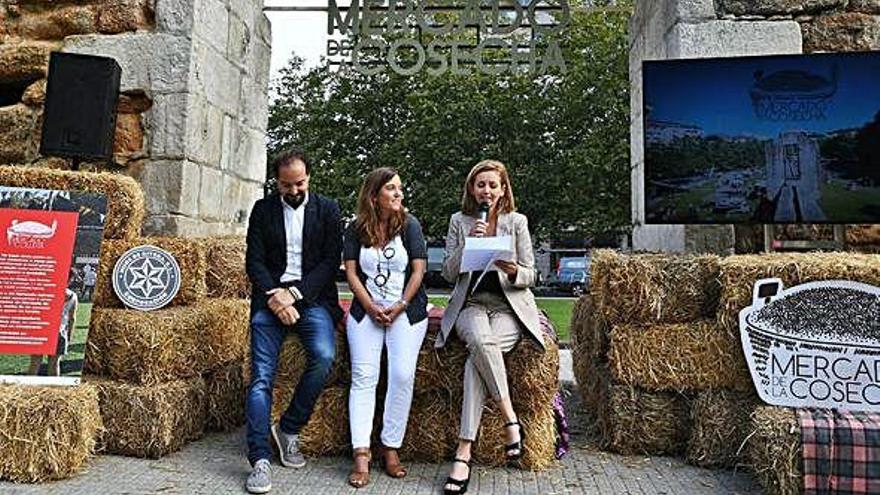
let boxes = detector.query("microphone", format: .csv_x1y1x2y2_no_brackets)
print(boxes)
478,202,490,223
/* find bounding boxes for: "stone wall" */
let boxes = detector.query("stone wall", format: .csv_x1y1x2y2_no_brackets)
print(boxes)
0,0,270,236
630,0,880,254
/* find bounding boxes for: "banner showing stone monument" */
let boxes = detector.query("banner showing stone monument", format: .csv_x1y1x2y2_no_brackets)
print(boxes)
643,51,880,224
0,186,107,386
740,278,880,412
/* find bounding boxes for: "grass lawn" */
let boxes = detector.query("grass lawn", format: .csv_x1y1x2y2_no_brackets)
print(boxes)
349,294,575,343
820,181,880,222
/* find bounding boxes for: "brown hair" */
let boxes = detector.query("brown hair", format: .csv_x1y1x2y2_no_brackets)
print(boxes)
355,167,407,247
460,159,516,215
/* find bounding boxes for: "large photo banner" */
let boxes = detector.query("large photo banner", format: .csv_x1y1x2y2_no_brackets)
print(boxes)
0,187,107,386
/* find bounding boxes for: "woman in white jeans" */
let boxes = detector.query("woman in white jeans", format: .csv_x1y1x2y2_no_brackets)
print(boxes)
342,167,428,488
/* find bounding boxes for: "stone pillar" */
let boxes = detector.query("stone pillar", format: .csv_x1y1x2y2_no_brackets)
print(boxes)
61,0,271,236
629,0,802,254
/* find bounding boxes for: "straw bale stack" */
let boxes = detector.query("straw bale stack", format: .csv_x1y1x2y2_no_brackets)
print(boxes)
86,306,208,384
200,299,250,371
0,165,144,240
0,384,103,483
748,406,802,495
686,389,760,468
608,320,752,392
93,237,208,308
92,376,206,458
590,249,721,326
204,360,249,432
201,236,250,298
599,385,691,455
473,398,558,470
716,253,880,332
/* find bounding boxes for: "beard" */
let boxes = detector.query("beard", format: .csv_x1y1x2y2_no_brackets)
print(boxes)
282,191,305,208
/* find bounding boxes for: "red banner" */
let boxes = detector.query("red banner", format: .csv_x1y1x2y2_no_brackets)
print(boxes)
0,209,79,355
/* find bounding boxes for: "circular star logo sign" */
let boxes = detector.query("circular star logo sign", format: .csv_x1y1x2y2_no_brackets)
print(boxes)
112,245,181,311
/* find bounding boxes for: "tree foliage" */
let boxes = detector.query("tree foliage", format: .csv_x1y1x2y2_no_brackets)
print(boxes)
268,3,632,241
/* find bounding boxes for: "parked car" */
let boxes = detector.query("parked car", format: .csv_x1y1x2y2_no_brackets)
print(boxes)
425,244,451,288
551,256,590,296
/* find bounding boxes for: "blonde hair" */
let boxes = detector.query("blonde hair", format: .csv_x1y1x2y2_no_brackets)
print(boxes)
460,159,516,215
354,167,406,247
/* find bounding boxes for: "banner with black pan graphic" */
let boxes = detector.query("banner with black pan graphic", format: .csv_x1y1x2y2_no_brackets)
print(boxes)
740,278,880,412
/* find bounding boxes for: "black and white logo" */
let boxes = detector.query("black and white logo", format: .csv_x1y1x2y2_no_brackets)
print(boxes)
740,278,880,412
112,245,181,311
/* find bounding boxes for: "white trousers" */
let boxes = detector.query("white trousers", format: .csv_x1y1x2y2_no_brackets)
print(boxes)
347,305,428,449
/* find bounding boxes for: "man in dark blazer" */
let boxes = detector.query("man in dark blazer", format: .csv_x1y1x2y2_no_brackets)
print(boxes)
244,148,342,494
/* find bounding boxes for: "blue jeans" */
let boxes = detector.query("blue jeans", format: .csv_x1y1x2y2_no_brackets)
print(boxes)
246,305,335,465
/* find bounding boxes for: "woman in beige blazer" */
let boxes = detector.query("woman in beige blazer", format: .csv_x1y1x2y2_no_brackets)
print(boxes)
438,160,545,495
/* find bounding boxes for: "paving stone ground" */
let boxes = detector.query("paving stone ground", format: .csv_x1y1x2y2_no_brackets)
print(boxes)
1,353,763,494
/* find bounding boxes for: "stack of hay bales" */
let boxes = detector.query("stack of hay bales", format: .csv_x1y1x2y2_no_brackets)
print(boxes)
0,166,144,481
272,306,561,470
573,249,880,476
572,249,754,464
86,235,252,456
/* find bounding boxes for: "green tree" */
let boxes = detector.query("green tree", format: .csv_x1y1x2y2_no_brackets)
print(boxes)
268,3,632,241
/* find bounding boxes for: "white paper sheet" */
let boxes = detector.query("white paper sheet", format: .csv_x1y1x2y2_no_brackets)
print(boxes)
461,236,514,292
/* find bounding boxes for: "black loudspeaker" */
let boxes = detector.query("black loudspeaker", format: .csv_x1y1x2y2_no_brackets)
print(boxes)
40,52,122,161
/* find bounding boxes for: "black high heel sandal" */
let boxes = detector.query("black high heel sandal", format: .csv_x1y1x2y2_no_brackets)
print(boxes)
443,458,471,495
504,421,525,461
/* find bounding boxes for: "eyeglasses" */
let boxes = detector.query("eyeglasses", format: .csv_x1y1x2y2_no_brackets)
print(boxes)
373,247,395,287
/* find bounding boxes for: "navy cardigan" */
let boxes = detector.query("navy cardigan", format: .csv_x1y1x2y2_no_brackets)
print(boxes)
343,213,428,324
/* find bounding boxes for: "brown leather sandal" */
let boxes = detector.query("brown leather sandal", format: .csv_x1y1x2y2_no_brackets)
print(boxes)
380,446,407,478
348,448,371,488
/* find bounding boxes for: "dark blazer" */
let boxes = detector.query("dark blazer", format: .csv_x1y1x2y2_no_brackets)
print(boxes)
245,192,343,322
342,213,428,325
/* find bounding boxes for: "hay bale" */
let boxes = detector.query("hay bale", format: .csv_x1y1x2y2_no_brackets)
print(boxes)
506,335,559,406
748,406,802,495
93,236,208,308
590,249,721,325
600,385,691,456
716,253,880,332
92,376,206,458
0,165,144,240
205,360,249,432
686,389,760,468
473,399,557,470
578,359,611,420
608,320,753,392
271,384,350,456
399,390,458,462
86,306,208,384
0,384,102,483
201,236,250,298
413,324,468,394
200,299,250,371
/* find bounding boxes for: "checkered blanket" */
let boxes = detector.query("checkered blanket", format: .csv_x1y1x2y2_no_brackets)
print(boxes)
798,408,880,495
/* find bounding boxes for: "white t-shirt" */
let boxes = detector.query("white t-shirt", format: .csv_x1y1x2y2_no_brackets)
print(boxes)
360,234,408,303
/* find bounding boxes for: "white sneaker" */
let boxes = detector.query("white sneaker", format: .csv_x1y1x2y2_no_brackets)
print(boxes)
272,424,306,468
246,458,272,494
